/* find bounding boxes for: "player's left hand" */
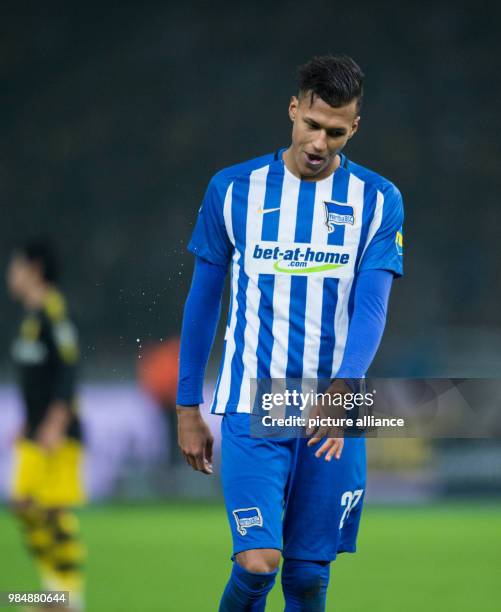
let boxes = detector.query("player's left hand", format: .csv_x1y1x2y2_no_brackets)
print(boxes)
307,435,344,461
306,378,350,461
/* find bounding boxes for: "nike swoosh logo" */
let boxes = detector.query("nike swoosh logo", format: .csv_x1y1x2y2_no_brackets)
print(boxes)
257,207,281,214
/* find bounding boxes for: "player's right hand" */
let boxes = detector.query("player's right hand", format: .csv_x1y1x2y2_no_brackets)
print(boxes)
176,406,214,475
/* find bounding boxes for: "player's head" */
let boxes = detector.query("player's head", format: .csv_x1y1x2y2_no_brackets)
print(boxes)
288,54,364,178
6,240,59,301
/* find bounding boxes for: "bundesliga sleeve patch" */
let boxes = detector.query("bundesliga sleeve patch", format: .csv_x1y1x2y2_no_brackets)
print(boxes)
396,228,403,256
232,507,263,536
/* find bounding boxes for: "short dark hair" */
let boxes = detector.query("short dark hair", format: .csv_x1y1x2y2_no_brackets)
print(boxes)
298,54,364,112
15,240,59,282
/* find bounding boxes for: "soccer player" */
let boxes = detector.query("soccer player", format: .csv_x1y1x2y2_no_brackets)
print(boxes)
176,55,404,611
6,241,86,612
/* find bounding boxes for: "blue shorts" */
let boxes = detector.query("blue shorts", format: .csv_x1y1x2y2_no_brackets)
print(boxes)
221,413,366,562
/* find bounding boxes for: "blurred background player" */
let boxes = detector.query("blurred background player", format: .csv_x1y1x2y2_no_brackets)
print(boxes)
6,241,86,612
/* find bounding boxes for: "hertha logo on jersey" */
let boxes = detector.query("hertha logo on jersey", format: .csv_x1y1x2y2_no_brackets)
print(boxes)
324,201,355,233
232,507,263,535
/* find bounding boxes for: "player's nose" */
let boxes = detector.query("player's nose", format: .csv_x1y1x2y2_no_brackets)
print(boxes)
311,130,328,153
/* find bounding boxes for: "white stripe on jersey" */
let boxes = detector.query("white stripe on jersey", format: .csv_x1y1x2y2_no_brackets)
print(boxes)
358,188,384,267
332,173,364,377
214,248,240,413
214,183,236,413
214,183,237,412
237,166,269,411
269,167,301,379
223,181,235,246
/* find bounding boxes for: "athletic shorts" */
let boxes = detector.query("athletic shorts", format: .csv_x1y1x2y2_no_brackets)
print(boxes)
11,438,86,507
221,413,366,562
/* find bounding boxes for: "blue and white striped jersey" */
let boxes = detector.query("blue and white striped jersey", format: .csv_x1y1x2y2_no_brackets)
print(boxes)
189,150,404,414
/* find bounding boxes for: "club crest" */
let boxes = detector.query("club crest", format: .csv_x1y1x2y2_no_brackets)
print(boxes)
324,201,355,233
232,507,263,536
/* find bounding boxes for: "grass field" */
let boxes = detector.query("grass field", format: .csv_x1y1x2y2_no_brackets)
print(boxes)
0,503,499,611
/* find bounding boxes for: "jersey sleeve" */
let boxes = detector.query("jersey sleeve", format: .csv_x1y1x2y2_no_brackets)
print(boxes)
177,256,227,406
188,175,233,266
358,185,404,277
44,294,79,403
336,269,393,379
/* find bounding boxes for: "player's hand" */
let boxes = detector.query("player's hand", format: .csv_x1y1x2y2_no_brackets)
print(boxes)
306,379,350,461
307,436,344,461
176,406,214,475
35,402,70,451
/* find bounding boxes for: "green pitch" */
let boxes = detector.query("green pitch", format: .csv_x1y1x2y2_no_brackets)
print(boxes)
0,503,499,611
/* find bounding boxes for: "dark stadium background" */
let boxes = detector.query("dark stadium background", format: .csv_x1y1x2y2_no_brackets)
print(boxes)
1,2,500,611
2,0,501,379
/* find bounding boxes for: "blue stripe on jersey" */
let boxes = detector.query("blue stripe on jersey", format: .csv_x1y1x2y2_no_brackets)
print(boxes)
227,175,251,407
294,181,316,243
256,164,284,379
261,164,283,239
286,180,316,379
317,169,349,379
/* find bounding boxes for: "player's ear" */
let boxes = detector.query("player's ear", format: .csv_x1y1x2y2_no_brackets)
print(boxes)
348,116,360,139
288,96,299,122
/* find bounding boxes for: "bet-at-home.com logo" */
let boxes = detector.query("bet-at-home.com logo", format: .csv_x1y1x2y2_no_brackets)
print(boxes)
246,241,353,277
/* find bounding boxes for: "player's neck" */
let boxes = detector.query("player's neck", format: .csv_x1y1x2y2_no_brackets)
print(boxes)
282,147,340,182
